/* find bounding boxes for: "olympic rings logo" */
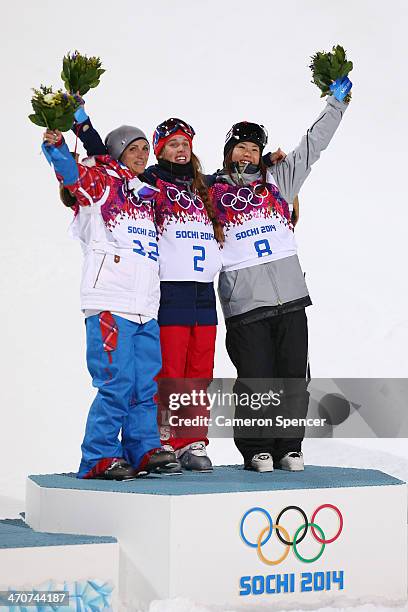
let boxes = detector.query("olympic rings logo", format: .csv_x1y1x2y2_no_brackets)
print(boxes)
240,504,343,565
166,186,204,210
220,187,269,212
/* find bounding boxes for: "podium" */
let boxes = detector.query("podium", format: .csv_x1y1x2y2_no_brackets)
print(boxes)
0,518,118,609
26,465,407,610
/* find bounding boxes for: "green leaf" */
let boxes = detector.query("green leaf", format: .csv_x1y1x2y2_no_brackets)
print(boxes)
63,57,71,80
329,67,338,80
331,55,340,71
70,72,79,93
338,63,347,78
47,106,57,121
314,76,331,90
86,68,98,81
335,45,346,63
61,70,68,91
28,113,47,127
314,57,331,77
55,104,65,118
56,115,76,132
344,60,353,73
31,100,42,114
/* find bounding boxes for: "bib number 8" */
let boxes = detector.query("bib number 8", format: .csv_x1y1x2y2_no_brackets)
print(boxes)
193,245,206,272
254,239,272,258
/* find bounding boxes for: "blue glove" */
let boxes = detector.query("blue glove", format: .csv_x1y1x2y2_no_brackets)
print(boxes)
329,76,352,102
42,141,79,185
138,184,160,200
74,105,89,124
128,177,160,200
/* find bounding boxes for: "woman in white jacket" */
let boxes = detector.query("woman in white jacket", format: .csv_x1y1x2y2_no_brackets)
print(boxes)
42,126,177,480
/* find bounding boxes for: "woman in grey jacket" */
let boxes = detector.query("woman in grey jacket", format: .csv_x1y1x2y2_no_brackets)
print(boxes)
213,84,351,472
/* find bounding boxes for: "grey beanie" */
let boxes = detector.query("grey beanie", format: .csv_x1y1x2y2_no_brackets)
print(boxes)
104,125,149,161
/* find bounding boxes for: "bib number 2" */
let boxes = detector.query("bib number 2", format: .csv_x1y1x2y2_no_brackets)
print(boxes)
193,245,206,272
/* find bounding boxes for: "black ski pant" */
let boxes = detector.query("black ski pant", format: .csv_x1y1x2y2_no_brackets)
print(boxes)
225,308,309,465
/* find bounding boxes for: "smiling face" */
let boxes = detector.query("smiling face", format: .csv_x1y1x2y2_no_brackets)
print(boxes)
231,141,261,167
160,135,192,164
120,139,150,175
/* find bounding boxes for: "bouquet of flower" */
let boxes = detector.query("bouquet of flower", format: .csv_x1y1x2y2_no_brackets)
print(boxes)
310,45,353,102
61,50,105,96
28,86,81,131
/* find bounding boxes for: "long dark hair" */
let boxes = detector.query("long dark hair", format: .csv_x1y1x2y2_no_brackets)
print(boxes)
191,152,224,244
223,148,268,196
59,185,77,207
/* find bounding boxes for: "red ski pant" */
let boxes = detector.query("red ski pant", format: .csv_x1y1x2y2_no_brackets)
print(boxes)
157,325,216,450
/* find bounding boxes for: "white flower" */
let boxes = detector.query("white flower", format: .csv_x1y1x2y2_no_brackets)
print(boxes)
43,93,55,104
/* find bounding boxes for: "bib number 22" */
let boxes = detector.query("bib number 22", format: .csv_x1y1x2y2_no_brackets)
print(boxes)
133,240,159,261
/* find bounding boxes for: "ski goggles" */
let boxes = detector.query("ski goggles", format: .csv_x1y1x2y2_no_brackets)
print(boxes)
153,118,195,150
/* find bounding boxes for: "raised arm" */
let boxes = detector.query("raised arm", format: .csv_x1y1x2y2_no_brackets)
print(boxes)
42,130,107,206
269,95,349,203
72,105,107,156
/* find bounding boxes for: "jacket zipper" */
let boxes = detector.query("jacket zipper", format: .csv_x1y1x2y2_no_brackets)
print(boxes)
93,254,106,288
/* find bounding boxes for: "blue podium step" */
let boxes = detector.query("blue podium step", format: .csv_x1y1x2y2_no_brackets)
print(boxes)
28,464,403,495
0,517,116,549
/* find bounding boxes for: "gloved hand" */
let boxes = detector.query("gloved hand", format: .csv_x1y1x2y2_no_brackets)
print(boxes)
42,130,79,185
330,76,352,102
128,177,160,200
